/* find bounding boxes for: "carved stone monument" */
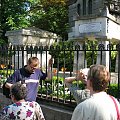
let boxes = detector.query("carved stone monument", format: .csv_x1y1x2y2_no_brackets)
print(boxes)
5,27,59,69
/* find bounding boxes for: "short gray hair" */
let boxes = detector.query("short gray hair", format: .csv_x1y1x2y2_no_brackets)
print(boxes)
10,83,27,101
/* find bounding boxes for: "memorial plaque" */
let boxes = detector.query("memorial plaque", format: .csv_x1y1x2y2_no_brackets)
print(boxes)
79,22,102,33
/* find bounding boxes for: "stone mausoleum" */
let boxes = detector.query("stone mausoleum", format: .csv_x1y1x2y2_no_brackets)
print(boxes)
68,0,120,71
5,27,59,69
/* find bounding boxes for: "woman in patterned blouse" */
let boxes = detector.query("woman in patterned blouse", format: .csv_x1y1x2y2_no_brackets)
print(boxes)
0,83,45,120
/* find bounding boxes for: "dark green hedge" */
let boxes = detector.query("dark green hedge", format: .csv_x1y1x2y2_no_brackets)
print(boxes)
107,84,119,98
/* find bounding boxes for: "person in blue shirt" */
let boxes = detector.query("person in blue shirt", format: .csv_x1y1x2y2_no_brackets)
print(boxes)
5,57,53,102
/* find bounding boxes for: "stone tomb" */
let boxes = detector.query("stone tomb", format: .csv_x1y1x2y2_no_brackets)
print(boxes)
5,27,59,69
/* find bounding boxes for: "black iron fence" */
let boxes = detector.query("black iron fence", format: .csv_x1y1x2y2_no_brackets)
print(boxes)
0,43,120,108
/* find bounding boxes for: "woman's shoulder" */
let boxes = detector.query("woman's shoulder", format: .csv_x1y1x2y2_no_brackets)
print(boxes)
27,101,40,107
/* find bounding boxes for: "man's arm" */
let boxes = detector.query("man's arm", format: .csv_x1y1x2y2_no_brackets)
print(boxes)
64,77,77,86
64,70,87,87
5,70,20,88
5,82,13,88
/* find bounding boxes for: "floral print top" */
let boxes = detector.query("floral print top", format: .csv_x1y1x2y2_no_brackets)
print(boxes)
1,101,45,120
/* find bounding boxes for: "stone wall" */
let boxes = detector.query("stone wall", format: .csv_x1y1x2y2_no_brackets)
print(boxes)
68,0,120,42
68,0,104,40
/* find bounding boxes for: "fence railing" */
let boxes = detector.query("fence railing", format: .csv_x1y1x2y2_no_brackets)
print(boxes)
0,43,120,107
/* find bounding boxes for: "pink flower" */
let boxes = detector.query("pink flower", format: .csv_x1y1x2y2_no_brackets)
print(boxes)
26,110,33,117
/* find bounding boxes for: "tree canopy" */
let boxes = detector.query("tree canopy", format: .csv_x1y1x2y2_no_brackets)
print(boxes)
0,0,30,42
0,0,69,43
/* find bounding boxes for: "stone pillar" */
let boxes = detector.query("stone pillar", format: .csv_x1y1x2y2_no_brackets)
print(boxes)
115,42,120,72
73,41,87,73
115,54,118,72
96,40,109,69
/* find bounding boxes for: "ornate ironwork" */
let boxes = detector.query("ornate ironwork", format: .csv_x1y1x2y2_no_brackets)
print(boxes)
67,43,74,50
82,44,88,50
34,46,38,51
90,44,96,50
25,45,30,51
98,44,105,50
29,46,33,51
107,44,113,50
62,44,67,50
75,44,80,50
43,45,49,50
12,45,16,50
56,45,61,51
38,46,43,51
116,43,120,50
50,45,55,50
16,45,20,51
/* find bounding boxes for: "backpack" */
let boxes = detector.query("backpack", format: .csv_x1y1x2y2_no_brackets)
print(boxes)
2,68,25,98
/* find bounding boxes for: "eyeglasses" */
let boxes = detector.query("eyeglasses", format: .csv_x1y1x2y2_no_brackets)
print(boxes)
30,66,36,70
29,64,38,70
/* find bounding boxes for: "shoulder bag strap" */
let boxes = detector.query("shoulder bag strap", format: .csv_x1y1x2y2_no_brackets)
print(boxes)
109,95,120,120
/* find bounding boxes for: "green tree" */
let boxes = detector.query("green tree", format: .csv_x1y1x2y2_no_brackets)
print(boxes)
0,0,69,43
29,0,69,40
0,0,30,43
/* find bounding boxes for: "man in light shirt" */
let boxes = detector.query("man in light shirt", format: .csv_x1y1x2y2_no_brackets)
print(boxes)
64,68,90,104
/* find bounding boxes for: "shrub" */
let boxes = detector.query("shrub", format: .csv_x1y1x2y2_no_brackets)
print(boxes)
0,70,14,76
38,76,120,101
107,84,119,98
